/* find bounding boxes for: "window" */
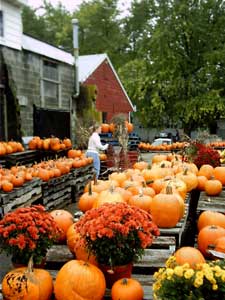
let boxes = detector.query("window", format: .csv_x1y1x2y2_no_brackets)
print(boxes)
41,60,61,107
0,11,3,37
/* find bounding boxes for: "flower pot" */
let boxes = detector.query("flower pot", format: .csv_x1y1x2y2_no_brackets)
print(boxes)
99,262,133,288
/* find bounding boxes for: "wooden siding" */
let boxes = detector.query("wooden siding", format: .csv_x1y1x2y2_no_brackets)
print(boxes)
84,59,133,122
0,0,22,50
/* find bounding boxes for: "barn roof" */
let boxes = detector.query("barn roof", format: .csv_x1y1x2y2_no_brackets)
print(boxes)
22,35,134,110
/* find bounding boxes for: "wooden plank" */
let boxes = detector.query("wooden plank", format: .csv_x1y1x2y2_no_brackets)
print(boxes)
197,191,225,213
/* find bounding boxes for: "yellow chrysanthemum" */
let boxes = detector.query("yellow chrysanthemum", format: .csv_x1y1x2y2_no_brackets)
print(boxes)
194,278,203,288
212,284,218,290
166,268,174,277
184,269,195,279
174,266,184,277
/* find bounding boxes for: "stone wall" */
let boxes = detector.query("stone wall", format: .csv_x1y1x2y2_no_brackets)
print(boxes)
1,46,75,140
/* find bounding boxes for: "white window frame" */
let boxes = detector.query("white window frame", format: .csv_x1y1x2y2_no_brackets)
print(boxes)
40,59,61,108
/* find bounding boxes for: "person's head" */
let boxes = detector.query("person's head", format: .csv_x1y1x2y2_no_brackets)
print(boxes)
90,123,101,134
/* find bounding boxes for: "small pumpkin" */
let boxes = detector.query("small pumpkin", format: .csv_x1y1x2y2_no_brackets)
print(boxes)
197,225,225,257
54,260,106,300
111,278,144,300
204,178,222,196
50,209,74,242
78,182,98,212
2,256,53,300
174,246,205,269
197,210,225,231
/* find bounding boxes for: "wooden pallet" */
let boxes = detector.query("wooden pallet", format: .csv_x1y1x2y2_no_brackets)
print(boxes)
5,150,40,167
0,179,42,216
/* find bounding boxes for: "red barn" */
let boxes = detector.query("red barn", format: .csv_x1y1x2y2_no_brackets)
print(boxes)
79,54,135,122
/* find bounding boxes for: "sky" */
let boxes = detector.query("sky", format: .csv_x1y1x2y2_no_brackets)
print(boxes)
26,0,131,15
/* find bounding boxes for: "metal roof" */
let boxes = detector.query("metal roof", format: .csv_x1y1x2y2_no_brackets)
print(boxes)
22,35,134,110
22,35,74,65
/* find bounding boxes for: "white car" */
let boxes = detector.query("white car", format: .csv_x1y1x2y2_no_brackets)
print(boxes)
151,138,172,146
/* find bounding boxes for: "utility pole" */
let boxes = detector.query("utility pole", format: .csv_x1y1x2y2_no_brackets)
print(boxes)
72,19,79,98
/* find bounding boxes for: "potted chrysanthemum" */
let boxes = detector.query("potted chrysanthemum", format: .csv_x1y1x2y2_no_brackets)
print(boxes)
153,255,225,300
0,205,61,266
75,202,160,287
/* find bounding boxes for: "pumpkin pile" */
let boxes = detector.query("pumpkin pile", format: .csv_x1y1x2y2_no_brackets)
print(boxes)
28,136,72,151
101,121,134,134
0,140,24,156
138,141,186,151
0,154,93,192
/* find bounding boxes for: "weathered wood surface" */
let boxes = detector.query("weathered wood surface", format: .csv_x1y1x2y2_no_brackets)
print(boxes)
197,191,225,213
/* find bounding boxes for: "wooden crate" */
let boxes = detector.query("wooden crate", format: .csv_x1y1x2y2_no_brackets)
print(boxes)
0,179,42,216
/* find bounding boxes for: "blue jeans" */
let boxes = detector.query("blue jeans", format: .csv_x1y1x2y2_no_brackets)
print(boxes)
86,151,100,178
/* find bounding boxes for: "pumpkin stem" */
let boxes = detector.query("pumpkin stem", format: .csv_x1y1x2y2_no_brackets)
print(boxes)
142,181,146,188
93,174,97,185
121,278,128,285
26,256,34,274
88,182,92,195
166,185,173,194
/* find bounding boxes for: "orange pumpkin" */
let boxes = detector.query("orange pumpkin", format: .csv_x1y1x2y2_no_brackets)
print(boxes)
213,166,225,185
101,123,110,133
128,192,152,212
174,246,205,269
213,236,225,254
54,260,106,300
197,225,225,257
197,211,225,231
204,178,222,196
197,175,208,191
2,257,53,300
78,183,98,212
50,209,74,243
198,164,214,179
150,186,181,228
111,278,143,300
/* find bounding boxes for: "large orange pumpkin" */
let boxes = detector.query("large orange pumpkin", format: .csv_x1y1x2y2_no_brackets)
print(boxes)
2,257,53,300
198,164,214,179
50,209,74,242
174,246,205,269
54,260,106,300
111,278,143,300
150,186,181,228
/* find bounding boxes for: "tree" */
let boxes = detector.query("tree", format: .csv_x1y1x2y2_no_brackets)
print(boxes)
22,1,73,51
119,0,225,133
73,0,127,67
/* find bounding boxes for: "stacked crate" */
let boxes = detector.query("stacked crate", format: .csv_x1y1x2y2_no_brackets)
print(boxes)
41,173,73,210
70,164,95,202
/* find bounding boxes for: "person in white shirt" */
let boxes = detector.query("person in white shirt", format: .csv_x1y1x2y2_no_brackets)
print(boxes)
86,124,109,179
